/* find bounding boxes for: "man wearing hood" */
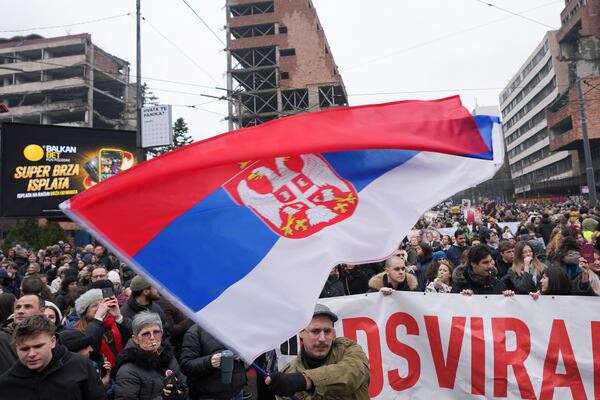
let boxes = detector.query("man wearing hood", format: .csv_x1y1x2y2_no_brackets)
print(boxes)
451,245,514,296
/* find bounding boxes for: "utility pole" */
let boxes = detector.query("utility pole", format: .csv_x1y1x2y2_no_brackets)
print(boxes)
225,0,234,131
577,78,597,207
136,0,143,163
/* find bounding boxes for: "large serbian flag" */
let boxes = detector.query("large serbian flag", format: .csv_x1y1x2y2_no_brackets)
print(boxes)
60,96,503,362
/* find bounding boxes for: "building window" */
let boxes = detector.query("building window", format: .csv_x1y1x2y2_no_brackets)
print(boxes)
280,72,289,79
280,49,296,57
279,25,287,34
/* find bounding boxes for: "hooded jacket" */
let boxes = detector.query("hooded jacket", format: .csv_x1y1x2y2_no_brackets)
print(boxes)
0,344,106,400
451,265,507,294
114,341,184,400
367,272,418,292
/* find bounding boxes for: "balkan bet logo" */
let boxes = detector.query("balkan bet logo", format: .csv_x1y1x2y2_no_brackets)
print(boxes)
224,154,358,239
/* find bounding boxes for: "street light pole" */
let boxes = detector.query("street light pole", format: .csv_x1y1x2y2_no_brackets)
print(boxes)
576,78,597,207
136,0,143,163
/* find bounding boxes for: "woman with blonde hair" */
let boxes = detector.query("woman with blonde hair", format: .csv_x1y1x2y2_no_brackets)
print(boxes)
501,241,543,294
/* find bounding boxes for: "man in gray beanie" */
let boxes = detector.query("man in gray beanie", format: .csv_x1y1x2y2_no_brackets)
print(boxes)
265,303,370,399
120,275,169,339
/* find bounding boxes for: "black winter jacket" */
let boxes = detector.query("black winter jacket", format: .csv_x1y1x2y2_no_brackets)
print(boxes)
0,329,17,375
451,265,507,295
0,344,106,400
121,297,169,339
114,341,185,400
501,269,536,294
180,325,246,399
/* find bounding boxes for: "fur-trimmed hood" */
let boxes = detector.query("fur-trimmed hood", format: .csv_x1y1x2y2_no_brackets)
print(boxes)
368,271,418,291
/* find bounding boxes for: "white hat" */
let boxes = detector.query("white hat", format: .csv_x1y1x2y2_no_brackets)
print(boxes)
107,270,121,285
74,289,103,316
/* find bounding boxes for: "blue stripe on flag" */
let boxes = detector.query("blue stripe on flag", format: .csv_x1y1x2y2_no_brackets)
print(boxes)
467,115,497,160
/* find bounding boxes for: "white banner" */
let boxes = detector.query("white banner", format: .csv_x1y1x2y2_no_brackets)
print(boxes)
318,292,600,399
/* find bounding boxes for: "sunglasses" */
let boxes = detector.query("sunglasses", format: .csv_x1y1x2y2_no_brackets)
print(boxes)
139,329,163,340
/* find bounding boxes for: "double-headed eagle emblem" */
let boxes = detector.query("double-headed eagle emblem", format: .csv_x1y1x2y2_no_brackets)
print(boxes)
224,154,358,238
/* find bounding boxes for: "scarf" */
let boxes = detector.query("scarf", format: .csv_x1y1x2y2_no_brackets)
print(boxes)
301,347,331,370
76,316,123,368
100,316,124,368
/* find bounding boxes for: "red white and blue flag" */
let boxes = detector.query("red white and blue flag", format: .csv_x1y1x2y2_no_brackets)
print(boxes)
60,96,503,362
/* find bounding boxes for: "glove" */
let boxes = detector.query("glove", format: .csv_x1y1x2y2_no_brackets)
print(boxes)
268,372,307,396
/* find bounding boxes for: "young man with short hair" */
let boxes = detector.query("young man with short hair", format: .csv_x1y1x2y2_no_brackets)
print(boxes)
0,315,106,399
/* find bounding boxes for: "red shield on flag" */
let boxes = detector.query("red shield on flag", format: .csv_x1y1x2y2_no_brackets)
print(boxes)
223,154,359,239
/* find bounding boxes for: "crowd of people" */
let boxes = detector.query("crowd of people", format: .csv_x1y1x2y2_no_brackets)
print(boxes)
320,200,600,300
0,199,597,399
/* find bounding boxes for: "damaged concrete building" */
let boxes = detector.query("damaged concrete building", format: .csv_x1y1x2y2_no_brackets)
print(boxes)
545,0,600,195
226,0,347,128
0,33,135,129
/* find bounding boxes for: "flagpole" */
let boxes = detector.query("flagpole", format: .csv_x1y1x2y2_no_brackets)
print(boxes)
251,363,300,400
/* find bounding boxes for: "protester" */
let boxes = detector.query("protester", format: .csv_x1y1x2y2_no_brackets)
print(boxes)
425,259,454,293
573,253,600,296
44,300,63,331
114,312,186,400
319,266,345,298
265,304,370,399
495,241,514,279
71,288,131,369
339,264,369,295
368,256,418,294
180,323,246,400
60,329,112,389
0,315,106,399
445,229,468,268
452,245,514,296
413,242,434,291
531,267,573,298
120,276,168,333
0,293,16,324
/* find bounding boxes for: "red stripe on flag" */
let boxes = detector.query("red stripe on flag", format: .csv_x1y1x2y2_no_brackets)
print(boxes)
65,97,488,256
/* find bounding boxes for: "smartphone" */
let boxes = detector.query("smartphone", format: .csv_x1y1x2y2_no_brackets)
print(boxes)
99,149,124,181
83,157,100,182
581,243,595,264
101,287,114,299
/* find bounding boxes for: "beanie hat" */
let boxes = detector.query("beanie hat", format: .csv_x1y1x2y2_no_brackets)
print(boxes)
130,275,151,292
431,251,446,262
107,270,121,285
59,329,93,352
74,289,103,316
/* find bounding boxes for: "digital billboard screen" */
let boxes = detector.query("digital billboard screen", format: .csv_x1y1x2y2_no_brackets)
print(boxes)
1,123,137,217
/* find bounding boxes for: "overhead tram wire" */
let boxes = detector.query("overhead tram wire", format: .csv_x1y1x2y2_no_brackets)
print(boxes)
345,0,561,70
474,0,557,29
0,13,132,33
139,15,220,85
180,0,226,48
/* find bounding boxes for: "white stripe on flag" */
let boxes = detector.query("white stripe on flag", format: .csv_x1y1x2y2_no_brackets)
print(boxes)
196,124,504,362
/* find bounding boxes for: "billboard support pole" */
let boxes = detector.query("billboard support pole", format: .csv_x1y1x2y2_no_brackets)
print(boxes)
136,0,143,163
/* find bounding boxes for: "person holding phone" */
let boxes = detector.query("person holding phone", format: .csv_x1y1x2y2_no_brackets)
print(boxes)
573,247,600,296
68,288,132,372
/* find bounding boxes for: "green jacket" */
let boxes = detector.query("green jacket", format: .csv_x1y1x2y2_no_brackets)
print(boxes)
278,337,370,400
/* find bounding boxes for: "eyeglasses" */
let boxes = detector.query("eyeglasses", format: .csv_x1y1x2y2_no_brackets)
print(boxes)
305,328,334,337
140,329,163,340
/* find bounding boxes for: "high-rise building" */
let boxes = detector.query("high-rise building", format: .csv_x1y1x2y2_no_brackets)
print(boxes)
225,0,347,129
546,0,600,196
0,33,135,130
499,31,577,198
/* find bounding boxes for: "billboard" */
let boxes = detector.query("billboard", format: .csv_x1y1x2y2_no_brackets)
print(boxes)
1,123,136,217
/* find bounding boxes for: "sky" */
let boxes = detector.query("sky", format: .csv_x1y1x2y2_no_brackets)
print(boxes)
2,0,565,141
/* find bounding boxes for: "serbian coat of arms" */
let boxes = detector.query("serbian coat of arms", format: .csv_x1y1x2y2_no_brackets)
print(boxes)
223,154,358,239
